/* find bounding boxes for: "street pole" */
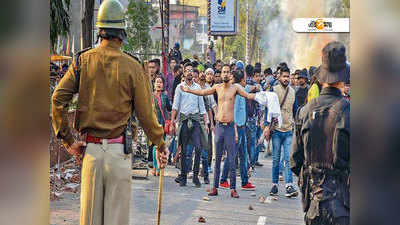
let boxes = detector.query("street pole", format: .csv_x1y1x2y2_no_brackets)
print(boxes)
207,0,211,61
159,0,167,75
207,0,211,43
246,0,250,65
182,0,185,50
165,0,170,72
221,36,225,60
80,0,84,50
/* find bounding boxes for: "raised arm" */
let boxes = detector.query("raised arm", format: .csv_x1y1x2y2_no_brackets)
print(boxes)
181,84,216,96
235,84,255,100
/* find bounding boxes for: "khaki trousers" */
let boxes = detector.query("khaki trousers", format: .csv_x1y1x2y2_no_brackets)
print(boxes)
80,141,131,225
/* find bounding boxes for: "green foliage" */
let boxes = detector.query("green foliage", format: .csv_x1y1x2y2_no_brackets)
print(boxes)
216,0,279,64
50,0,71,53
123,0,158,61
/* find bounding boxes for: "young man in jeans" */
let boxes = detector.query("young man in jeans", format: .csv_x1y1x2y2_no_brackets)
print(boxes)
219,70,256,191
180,65,256,198
170,62,209,187
263,66,299,197
245,65,262,172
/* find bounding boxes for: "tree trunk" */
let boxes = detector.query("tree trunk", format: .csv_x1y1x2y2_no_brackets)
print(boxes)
249,10,260,64
82,0,95,49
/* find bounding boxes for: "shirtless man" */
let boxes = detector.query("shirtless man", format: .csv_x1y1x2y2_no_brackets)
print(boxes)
181,64,255,198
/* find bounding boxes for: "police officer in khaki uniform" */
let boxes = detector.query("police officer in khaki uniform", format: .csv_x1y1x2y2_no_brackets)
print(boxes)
51,0,169,224
291,41,350,225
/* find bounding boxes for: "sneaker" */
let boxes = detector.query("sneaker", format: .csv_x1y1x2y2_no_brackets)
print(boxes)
285,185,299,198
279,175,284,181
193,176,201,188
231,190,240,198
208,188,218,196
219,181,230,189
204,177,210,184
255,162,264,167
269,185,278,196
174,175,182,184
241,182,256,191
248,167,255,178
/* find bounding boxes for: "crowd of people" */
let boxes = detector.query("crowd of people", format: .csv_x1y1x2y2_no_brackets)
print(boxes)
51,1,350,224
144,42,351,199
50,42,351,200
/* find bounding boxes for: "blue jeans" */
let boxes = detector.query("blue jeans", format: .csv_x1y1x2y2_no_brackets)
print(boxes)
221,126,249,186
186,144,209,178
246,119,257,168
169,137,177,159
255,125,263,162
279,153,284,175
272,130,293,184
214,122,236,189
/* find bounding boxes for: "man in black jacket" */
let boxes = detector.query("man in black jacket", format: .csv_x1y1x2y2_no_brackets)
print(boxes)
291,41,350,225
295,69,309,107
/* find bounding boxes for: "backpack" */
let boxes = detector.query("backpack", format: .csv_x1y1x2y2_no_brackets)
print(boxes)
299,98,350,170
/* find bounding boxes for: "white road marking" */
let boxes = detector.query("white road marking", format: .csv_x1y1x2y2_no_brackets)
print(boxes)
257,216,267,225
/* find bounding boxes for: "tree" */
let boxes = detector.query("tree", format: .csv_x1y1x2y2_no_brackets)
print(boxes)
50,0,71,53
82,0,95,49
123,0,158,62
217,0,274,64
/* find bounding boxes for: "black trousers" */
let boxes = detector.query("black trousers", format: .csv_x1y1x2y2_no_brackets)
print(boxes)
179,120,202,178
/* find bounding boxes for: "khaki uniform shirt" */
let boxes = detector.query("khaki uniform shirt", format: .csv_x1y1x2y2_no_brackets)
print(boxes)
52,40,165,150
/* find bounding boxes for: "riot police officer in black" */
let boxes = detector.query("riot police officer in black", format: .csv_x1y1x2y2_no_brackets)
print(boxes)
291,41,350,225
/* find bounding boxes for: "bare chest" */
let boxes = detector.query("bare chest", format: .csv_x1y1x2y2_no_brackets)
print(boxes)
216,86,236,105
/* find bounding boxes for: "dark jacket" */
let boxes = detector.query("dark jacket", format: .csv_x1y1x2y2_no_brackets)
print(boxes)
172,73,182,102
290,87,350,221
295,85,309,107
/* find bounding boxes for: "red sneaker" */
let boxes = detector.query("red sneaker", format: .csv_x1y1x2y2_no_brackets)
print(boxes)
231,190,240,198
208,188,218,196
219,181,230,189
241,182,256,191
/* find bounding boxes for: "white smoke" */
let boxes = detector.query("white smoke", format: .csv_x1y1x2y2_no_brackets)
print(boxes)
258,0,349,70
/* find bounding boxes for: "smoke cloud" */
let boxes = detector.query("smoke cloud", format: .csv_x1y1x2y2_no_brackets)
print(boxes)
258,0,349,70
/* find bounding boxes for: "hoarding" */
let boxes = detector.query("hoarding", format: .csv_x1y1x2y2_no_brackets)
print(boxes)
209,0,238,36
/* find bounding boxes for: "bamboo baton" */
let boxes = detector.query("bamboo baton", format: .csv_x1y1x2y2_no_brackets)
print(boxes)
156,168,164,225
156,135,172,225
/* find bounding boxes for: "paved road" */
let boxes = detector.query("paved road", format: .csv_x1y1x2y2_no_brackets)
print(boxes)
50,151,304,225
